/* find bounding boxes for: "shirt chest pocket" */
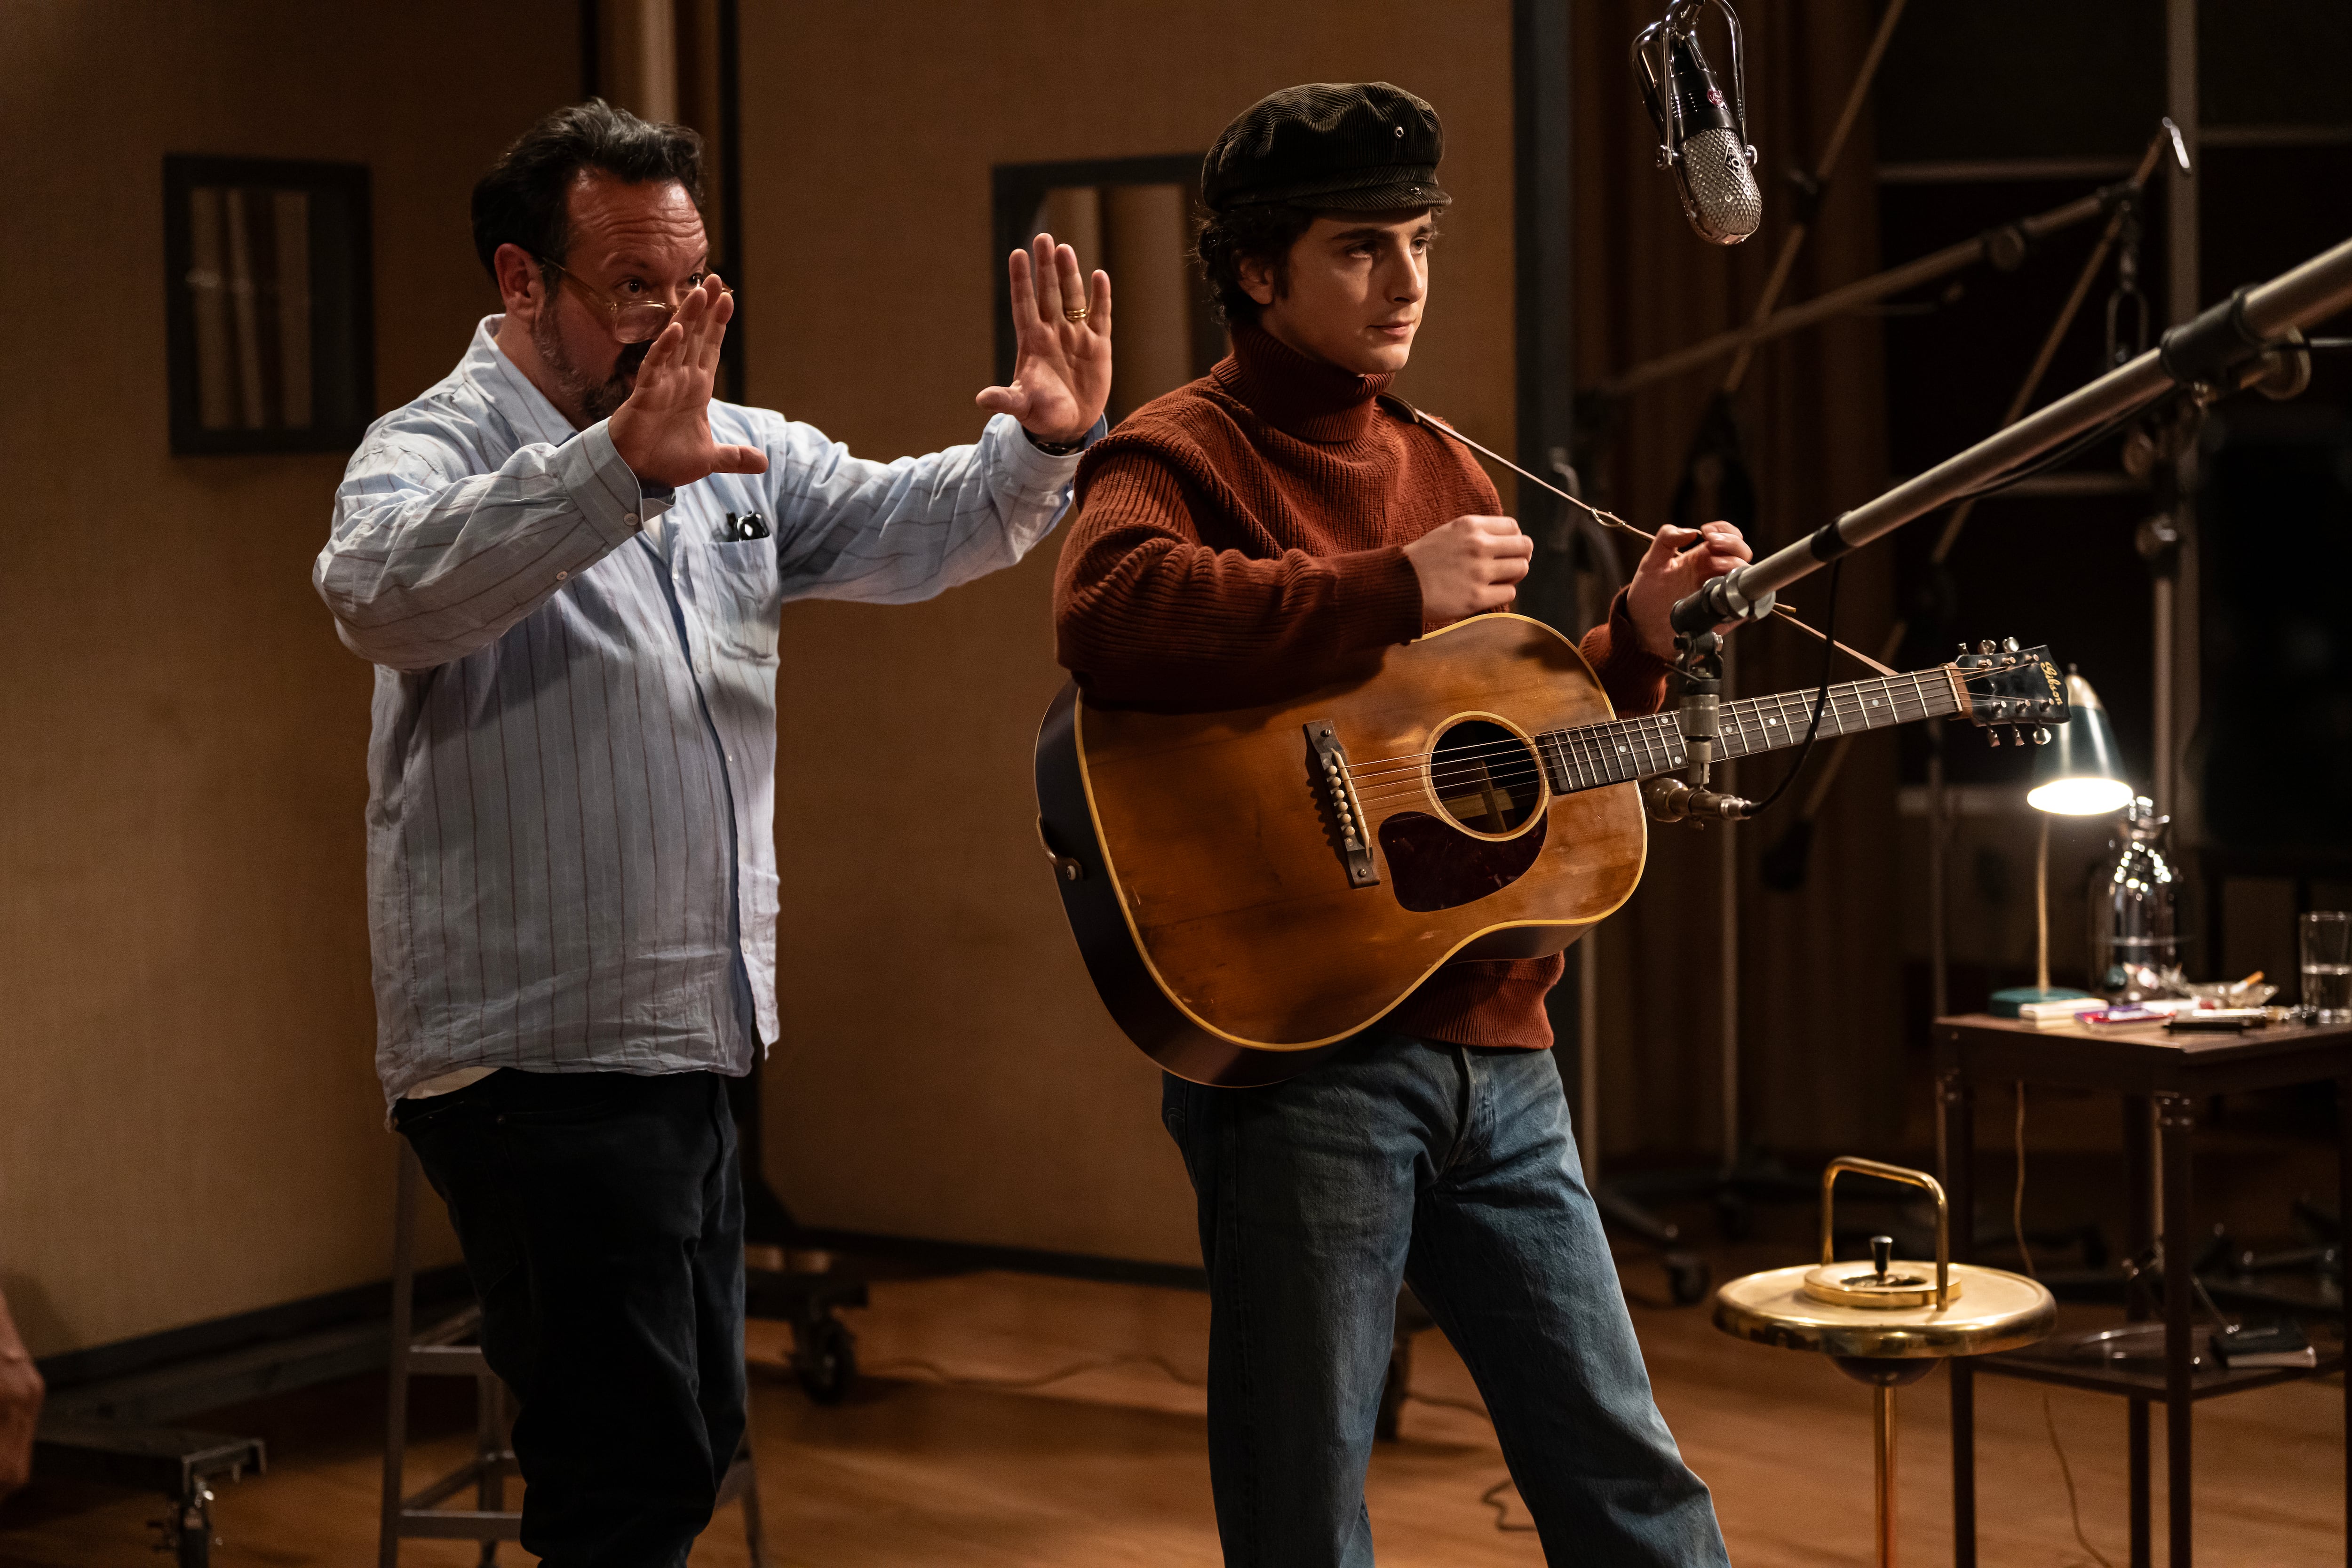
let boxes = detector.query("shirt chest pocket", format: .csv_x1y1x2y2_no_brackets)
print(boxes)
691,527,782,661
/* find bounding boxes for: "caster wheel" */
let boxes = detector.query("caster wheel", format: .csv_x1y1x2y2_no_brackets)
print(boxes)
793,1315,858,1405
1664,1253,1711,1307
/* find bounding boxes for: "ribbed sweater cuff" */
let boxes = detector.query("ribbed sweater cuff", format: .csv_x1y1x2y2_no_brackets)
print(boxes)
1335,545,1425,647
1586,586,1674,708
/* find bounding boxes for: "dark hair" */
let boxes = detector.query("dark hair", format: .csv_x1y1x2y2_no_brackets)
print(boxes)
471,99,705,279
1192,203,1319,329
1192,202,1440,328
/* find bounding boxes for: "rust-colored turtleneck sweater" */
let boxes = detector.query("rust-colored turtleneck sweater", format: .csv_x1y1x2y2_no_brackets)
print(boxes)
1052,324,1670,1050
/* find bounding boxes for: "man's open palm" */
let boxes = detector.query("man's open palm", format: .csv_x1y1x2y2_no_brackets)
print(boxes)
609,276,768,488
977,234,1112,444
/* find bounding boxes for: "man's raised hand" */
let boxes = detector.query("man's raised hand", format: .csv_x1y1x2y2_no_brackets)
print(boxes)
608,275,769,488
977,234,1112,445
1404,515,1533,621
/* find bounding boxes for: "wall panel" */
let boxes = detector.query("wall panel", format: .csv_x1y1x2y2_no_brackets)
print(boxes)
0,1,574,1356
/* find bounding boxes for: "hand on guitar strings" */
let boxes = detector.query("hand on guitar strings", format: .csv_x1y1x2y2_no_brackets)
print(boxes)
1625,520,1753,658
977,233,1113,446
1404,515,1535,620
1394,413,1772,657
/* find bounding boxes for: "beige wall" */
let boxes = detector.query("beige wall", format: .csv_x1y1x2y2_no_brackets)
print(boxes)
0,2,573,1356
743,2,1517,1265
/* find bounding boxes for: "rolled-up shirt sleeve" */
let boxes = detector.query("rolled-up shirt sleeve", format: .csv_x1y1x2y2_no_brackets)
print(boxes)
315,418,672,671
762,411,1099,605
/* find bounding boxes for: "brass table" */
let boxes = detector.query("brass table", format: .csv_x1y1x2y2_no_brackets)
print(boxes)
1935,1011,2352,1568
1715,1158,2054,1568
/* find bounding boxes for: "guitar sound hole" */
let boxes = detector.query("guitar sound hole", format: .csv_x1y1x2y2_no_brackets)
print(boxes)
1426,719,1541,835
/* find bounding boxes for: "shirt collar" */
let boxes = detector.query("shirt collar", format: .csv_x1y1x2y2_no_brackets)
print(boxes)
1210,323,1396,444
464,315,583,448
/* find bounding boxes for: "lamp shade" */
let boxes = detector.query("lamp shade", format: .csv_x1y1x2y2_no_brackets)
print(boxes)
2027,672,2135,815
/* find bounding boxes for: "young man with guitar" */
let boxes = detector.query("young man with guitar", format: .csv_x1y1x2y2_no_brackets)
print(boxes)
1052,84,1745,1566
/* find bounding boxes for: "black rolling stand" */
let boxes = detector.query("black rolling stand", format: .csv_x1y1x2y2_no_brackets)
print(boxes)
728,1060,869,1403
33,1421,263,1568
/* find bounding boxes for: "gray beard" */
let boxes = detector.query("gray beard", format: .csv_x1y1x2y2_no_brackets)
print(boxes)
532,316,646,424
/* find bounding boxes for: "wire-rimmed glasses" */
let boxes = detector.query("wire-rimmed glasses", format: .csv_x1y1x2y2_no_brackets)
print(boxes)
534,256,730,344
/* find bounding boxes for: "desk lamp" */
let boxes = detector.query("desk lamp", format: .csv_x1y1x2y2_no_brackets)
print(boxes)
1994,671,2134,1015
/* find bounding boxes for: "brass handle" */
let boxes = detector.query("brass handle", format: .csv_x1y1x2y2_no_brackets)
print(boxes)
1820,1156,1952,1309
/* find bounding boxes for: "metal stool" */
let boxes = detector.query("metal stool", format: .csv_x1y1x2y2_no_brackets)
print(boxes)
380,1141,767,1565
1714,1158,2056,1568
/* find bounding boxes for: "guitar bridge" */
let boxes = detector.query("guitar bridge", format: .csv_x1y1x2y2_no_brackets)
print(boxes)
1306,719,1380,888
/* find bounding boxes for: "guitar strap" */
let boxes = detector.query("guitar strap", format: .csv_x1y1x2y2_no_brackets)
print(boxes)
1385,395,1903,680
1762,605,1902,678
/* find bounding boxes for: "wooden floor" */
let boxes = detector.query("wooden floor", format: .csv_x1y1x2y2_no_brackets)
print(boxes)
0,1253,2341,1566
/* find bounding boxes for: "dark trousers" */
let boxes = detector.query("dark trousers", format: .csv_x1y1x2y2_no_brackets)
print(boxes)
1163,1031,1728,1568
395,1069,747,1568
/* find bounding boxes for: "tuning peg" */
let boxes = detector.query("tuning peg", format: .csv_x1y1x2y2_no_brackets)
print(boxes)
2010,725,2025,747
2002,636,2020,654
1978,639,1997,655
1987,728,2002,747
2031,726,2052,746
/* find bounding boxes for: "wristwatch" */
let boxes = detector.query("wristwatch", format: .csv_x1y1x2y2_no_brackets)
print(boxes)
1025,428,1088,457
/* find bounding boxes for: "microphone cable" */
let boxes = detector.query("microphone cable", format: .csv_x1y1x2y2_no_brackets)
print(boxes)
1735,555,1843,818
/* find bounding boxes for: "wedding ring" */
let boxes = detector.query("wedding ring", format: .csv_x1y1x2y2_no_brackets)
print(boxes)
1063,305,1090,322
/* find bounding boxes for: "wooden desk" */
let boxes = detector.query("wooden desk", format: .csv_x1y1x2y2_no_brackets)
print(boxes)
1935,1012,2352,1568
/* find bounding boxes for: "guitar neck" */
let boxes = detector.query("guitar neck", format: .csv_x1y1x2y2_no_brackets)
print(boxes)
1534,669,1963,795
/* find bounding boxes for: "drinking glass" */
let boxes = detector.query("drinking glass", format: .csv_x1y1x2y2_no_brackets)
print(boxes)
2302,911,2352,1024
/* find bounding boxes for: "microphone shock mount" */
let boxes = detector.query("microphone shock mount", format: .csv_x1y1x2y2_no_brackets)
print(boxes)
1650,631,1756,827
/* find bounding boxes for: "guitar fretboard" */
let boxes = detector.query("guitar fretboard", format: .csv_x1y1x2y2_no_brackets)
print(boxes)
1535,669,1962,795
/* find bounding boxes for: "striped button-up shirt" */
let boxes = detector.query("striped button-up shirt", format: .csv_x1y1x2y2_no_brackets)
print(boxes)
317,318,1086,1107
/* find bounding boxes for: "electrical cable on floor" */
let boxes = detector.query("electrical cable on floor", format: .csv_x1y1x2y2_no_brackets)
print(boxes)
2043,1390,2117,1568
1478,1476,1538,1533
852,1352,1208,1391
825,1346,1536,1533
2014,1082,2120,1568
1391,1388,1542,1531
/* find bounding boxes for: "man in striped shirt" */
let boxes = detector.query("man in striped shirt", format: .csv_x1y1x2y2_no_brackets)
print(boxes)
314,100,1111,1565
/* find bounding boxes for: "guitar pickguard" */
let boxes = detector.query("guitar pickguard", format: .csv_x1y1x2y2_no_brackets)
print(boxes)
1377,811,1549,913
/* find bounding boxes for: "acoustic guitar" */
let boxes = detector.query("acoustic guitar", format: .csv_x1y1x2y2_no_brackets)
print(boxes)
1035,613,2067,1087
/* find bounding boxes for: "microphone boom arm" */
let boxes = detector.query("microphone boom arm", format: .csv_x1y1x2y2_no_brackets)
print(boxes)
1669,234,2352,636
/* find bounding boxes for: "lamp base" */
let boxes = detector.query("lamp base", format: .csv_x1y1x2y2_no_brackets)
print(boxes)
1989,986,2093,1019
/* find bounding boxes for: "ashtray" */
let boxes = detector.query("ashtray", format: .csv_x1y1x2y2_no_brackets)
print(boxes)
2180,979,2280,1008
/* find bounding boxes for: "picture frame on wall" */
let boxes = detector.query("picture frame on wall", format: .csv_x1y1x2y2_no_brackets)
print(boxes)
990,154,1225,425
163,155,374,456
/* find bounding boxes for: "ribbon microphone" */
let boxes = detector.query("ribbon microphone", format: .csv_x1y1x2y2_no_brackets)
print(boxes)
1633,0,1763,245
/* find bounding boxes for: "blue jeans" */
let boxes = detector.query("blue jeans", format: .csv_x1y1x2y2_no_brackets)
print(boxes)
1162,1031,1728,1568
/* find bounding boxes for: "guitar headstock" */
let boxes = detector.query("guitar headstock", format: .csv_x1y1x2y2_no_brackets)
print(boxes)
1948,640,2069,744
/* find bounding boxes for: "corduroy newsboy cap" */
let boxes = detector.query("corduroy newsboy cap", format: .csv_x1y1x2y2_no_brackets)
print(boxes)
1201,82,1452,214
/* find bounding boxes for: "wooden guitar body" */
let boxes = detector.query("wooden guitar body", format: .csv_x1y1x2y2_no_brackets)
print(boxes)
1035,614,1646,1086
1039,610,2056,1087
